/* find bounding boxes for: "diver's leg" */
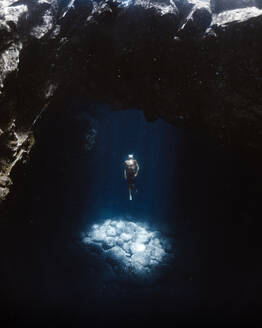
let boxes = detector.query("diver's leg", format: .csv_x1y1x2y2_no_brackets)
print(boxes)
128,185,132,200
132,184,137,194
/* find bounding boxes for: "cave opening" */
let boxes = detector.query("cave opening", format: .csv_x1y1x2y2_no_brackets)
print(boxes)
1,97,261,326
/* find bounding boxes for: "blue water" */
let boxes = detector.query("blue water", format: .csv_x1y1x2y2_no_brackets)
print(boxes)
82,105,181,225
0,100,261,327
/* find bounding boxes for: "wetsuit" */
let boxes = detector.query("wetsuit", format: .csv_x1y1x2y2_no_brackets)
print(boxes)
125,159,138,184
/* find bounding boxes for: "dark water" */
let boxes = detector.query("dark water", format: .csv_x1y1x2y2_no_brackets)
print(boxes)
0,100,261,327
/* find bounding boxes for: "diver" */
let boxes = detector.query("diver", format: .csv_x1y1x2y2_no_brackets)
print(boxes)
124,154,140,201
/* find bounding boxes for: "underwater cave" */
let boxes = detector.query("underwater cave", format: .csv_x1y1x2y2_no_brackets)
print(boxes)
1,98,262,327
1,1,262,327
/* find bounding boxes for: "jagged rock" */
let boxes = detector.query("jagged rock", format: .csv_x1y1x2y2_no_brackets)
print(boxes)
133,0,179,15
0,42,22,93
0,0,262,203
211,6,262,26
210,0,258,13
179,1,212,36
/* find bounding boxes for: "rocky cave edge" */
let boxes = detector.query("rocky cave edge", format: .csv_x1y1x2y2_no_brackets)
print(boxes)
0,0,262,203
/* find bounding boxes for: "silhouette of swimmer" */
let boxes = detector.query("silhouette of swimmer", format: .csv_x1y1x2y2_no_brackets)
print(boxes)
124,154,139,200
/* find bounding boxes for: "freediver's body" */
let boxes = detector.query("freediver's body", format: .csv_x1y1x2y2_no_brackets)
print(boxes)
124,154,139,201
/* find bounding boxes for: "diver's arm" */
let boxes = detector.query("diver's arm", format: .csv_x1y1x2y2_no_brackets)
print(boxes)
124,167,127,180
135,161,139,177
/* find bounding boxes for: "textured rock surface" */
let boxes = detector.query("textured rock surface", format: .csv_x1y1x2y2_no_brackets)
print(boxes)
0,0,262,203
211,0,258,13
83,219,172,274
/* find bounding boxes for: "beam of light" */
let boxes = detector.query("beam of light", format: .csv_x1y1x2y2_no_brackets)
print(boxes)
83,219,172,274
